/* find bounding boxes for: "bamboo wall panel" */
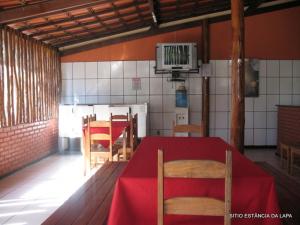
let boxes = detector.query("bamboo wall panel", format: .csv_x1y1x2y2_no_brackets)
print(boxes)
0,27,61,128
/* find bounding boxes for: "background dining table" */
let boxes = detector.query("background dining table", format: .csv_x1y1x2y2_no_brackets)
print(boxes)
107,136,282,225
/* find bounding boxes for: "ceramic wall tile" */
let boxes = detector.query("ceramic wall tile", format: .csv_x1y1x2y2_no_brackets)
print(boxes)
98,62,111,78
61,63,72,79
73,62,85,79
85,62,98,78
137,61,150,77
124,61,136,78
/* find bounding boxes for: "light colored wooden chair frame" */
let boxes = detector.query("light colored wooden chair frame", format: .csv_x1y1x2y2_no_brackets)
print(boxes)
82,114,96,175
110,113,129,121
172,121,203,137
157,149,232,225
290,146,300,175
117,114,138,161
86,118,124,169
279,143,290,170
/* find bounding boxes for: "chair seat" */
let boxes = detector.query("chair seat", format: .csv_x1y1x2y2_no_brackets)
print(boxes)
91,144,122,153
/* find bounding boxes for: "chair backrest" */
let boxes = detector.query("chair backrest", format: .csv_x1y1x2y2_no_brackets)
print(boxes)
129,114,138,150
88,119,112,148
111,113,128,121
279,142,289,152
90,114,96,121
82,114,96,128
82,116,88,127
157,149,232,225
172,121,203,137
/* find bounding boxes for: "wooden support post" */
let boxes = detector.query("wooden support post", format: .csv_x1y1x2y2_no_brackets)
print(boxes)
201,19,209,137
230,0,245,153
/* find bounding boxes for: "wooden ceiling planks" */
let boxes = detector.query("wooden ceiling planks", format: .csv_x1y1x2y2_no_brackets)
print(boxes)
0,0,298,55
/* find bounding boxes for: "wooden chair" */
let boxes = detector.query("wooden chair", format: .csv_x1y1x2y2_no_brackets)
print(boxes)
157,149,232,225
290,146,300,175
279,143,290,170
110,113,128,121
82,115,96,175
117,114,138,161
90,113,96,121
172,121,203,137
87,118,124,169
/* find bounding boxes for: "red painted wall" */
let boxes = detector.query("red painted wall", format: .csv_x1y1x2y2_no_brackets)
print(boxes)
0,119,58,177
61,6,300,62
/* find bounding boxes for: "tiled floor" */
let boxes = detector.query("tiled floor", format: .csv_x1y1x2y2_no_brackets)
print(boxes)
0,147,299,225
245,147,300,183
0,152,89,225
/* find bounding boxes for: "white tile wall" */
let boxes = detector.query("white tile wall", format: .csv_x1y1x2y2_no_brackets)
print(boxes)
73,62,85,79
124,61,136,78
85,79,98,95
61,59,300,146
61,63,72,79
111,61,123,78
150,78,163,95
111,79,123,95
98,79,110,95
73,79,85,95
293,60,300,77
85,62,98,78
137,61,150,77
98,62,110,78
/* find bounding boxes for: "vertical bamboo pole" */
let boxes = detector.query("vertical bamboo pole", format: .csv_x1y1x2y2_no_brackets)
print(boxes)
0,29,4,127
20,33,25,123
14,31,21,124
201,19,210,137
25,37,30,123
10,29,16,125
5,29,12,126
230,0,245,153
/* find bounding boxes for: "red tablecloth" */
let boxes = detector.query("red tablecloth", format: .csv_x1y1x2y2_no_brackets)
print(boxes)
107,137,282,225
83,121,129,148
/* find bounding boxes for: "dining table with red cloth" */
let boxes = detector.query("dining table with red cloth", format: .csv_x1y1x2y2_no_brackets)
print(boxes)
107,136,282,225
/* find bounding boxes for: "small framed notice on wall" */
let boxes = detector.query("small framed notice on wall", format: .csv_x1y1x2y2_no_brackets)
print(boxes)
132,78,141,90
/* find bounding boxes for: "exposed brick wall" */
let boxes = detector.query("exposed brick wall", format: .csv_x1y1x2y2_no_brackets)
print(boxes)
277,106,300,151
0,119,58,177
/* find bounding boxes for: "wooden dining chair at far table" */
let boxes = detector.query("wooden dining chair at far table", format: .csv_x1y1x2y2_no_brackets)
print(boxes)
111,113,129,122
279,142,290,171
172,121,203,137
290,146,300,175
111,112,129,147
157,148,232,225
87,118,125,169
82,114,97,175
117,113,138,161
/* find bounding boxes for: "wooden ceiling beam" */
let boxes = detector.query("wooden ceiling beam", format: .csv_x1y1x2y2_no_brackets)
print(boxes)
60,0,300,56
148,0,160,26
110,1,128,29
87,8,110,32
210,0,300,23
245,0,263,13
159,1,230,22
40,16,151,42
60,19,203,55
0,0,113,24
53,20,153,47
134,0,146,25
29,7,147,37
18,0,148,32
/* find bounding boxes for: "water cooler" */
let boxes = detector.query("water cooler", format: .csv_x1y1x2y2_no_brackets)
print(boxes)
174,85,189,136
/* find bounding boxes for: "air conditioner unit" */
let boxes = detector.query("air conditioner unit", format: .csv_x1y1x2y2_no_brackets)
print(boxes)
156,43,198,72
